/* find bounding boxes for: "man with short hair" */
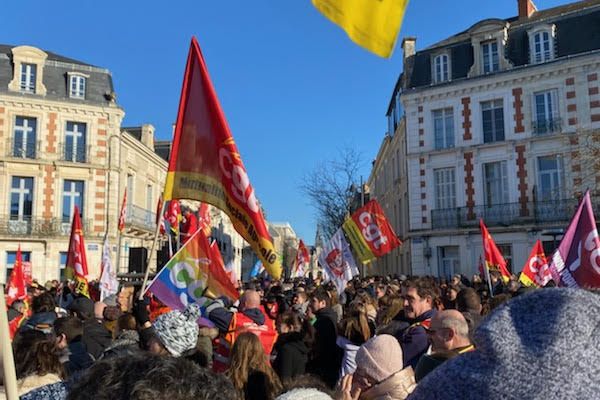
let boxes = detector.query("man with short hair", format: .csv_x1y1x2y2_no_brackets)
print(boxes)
54,316,94,375
456,287,483,333
69,297,112,359
415,310,474,382
397,278,438,368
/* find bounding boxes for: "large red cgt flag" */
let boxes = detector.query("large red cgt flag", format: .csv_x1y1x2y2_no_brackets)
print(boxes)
163,37,281,279
6,245,27,306
480,219,511,283
66,205,90,297
342,199,402,264
519,240,552,287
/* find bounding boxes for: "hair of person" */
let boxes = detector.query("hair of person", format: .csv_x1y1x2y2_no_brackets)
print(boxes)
54,316,83,342
404,277,439,302
489,293,512,310
294,291,307,303
326,288,339,306
117,313,137,332
31,292,56,313
456,288,482,313
279,374,335,397
12,329,64,380
338,301,371,345
227,332,282,400
67,353,237,400
438,312,470,338
311,287,331,308
379,296,404,326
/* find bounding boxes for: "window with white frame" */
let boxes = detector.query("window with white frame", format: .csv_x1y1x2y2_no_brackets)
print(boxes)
483,161,509,206
496,243,513,273
481,100,504,143
481,41,499,74
537,155,563,201
10,177,33,221
433,108,454,149
20,63,36,92
62,180,84,223
434,168,456,209
13,116,37,159
69,75,86,99
531,30,554,64
64,122,87,162
433,54,450,83
438,246,459,279
533,90,559,134
59,252,68,282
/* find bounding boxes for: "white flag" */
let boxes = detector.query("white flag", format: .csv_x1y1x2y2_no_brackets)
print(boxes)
100,237,119,301
319,228,359,294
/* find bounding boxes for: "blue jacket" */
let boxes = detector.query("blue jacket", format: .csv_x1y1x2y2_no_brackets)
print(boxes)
397,309,436,369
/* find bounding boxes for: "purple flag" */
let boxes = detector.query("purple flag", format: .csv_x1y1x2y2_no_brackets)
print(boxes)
549,191,600,288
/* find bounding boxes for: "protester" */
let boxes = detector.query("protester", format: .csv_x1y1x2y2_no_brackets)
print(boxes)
455,287,483,334
68,297,112,359
100,313,140,359
291,291,309,315
7,299,26,339
227,332,283,400
180,207,199,243
20,292,57,334
276,374,334,400
272,310,312,381
336,301,371,379
54,316,94,376
143,302,201,357
408,288,600,399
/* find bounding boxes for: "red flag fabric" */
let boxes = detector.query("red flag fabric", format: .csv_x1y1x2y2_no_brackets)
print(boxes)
480,219,511,283
292,240,310,278
208,240,240,300
519,240,552,287
198,203,211,236
156,195,165,234
66,205,90,297
181,211,198,244
342,199,402,264
118,189,127,233
6,245,27,306
162,37,281,279
164,200,181,234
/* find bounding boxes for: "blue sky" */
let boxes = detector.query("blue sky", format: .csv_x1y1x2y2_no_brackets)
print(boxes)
2,0,571,245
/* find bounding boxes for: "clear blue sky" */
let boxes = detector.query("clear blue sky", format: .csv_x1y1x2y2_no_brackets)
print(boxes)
2,0,571,245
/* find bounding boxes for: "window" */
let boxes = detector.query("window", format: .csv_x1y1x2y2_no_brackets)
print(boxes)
10,177,33,220
6,251,31,284
482,100,504,143
537,155,563,201
533,31,553,63
438,246,459,279
59,252,68,282
433,108,454,149
62,180,84,223
481,41,499,73
20,63,36,92
496,244,513,273
13,116,37,159
434,168,456,209
69,75,86,99
533,90,559,134
484,161,509,206
64,122,87,162
434,54,450,83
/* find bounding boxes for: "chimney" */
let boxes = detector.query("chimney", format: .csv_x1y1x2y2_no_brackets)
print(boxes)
140,124,155,150
518,0,537,19
401,37,416,89
401,37,416,62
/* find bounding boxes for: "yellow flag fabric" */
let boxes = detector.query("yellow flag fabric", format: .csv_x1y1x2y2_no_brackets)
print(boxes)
312,0,409,58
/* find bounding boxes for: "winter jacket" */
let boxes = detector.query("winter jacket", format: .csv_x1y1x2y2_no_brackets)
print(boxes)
64,338,94,376
360,367,416,400
82,319,113,359
101,330,140,359
336,336,360,378
396,309,436,369
307,307,342,388
0,373,62,399
19,311,57,334
272,332,309,380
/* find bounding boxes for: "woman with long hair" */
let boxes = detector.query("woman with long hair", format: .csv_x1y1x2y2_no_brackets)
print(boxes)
337,301,372,380
228,332,283,400
272,310,314,381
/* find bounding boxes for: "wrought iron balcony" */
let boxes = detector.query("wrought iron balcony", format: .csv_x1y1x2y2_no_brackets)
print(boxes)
0,216,93,237
58,143,90,163
431,198,581,229
6,138,40,159
532,117,562,135
126,204,156,232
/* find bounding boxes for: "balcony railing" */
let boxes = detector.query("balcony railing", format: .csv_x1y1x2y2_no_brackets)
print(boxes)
6,139,40,159
126,204,156,232
0,216,93,237
58,143,90,163
431,198,582,229
532,117,562,135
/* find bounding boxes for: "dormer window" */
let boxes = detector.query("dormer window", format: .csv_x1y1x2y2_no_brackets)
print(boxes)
528,25,555,64
433,54,450,83
481,41,499,73
69,74,87,99
20,63,36,93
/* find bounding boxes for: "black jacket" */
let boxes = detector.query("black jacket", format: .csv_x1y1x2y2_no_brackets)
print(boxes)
82,319,112,359
307,307,342,388
272,332,309,381
64,338,94,376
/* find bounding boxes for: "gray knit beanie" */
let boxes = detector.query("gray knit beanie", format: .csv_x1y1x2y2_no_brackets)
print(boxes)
276,388,333,400
409,288,600,400
153,303,200,357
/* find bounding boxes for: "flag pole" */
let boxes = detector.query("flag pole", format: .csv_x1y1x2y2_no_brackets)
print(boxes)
483,258,494,298
0,284,19,400
139,198,166,300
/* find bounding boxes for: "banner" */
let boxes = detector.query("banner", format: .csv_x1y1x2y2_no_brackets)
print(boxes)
319,228,359,294
118,189,127,233
66,205,90,297
163,37,281,279
549,191,600,288
164,200,182,235
99,237,119,301
342,199,402,264
519,240,552,288
480,219,511,283
292,240,310,278
6,245,26,306
312,0,409,58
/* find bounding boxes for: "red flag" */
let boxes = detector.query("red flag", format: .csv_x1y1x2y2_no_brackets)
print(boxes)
6,245,27,306
342,199,402,263
156,195,165,234
519,240,552,287
162,37,281,279
66,205,90,297
198,203,211,236
480,219,511,283
208,240,240,300
293,240,310,277
164,200,182,234
118,189,127,233
549,191,600,288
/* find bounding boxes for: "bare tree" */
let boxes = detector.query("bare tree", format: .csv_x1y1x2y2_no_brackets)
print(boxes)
300,147,363,239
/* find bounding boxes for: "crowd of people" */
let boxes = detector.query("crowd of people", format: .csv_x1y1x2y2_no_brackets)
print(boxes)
2,271,599,399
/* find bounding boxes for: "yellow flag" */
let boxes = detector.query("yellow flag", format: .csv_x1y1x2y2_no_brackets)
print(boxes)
312,0,409,58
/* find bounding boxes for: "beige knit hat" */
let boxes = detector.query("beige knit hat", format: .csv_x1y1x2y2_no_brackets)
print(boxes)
355,334,404,383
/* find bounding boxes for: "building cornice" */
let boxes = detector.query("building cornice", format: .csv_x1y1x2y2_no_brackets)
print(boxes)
0,95,124,118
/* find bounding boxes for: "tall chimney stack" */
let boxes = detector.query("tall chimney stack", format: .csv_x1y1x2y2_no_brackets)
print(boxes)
402,37,416,62
518,0,537,19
